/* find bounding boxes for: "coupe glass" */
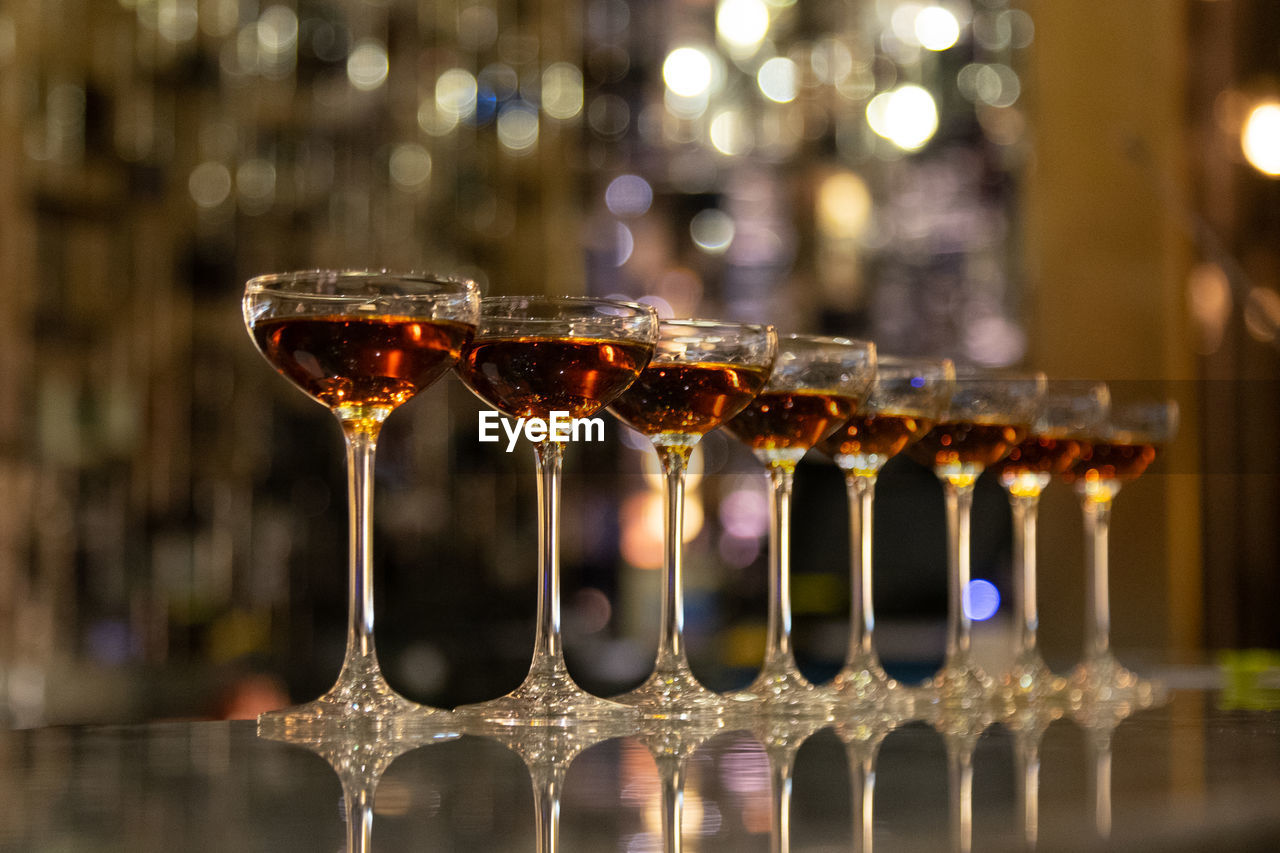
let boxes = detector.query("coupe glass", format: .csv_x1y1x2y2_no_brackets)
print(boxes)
722,334,876,714
1060,398,1179,699
454,296,658,723
816,356,954,709
607,319,777,718
906,369,1045,708
244,270,479,734
988,381,1109,701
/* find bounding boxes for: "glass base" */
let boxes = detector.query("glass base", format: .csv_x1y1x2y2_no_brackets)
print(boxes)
1068,653,1145,704
612,663,725,719
455,660,639,725
725,662,830,718
827,651,896,710
1000,651,1063,706
257,657,450,741
926,655,994,712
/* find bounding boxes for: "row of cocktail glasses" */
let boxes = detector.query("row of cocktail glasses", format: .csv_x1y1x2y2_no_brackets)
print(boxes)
243,270,1177,734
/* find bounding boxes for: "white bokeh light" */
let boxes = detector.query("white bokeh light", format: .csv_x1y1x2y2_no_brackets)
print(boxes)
435,68,478,119
915,6,960,52
866,84,939,151
716,0,770,52
541,62,584,120
663,47,714,98
756,56,797,104
496,103,539,154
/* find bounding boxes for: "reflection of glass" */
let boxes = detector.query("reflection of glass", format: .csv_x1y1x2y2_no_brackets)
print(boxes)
635,716,727,853
1068,675,1167,842
835,706,903,853
259,719,460,853
723,335,876,714
747,715,830,853
817,357,954,709
989,381,1109,702
462,719,632,853
244,270,479,732
609,320,777,719
455,297,658,723
1061,400,1179,698
998,689,1066,851
906,370,1045,708
923,698,994,853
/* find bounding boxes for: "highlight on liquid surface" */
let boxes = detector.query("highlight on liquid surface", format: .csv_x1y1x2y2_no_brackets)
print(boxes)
252,315,474,422
608,361,770,438
723,390,858,452
817,412,934,461
457,335,652,419
1060,438,1158,484
906,420,1028,470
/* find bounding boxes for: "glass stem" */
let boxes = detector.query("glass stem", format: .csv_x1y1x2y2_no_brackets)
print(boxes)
850,750,877,853
343,785,374,853
660,759,686,853
1009,492,1041,659
942,479,976,663
655,445,693,672
1082,493,1113,661
532,440,565,671
947,741,974,853
846,473,878,663
532,769,563,853
765,464,797,670
341,424,381,675
769,755,794,853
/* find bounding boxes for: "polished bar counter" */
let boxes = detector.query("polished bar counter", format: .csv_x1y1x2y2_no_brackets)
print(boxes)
3,684,1279,852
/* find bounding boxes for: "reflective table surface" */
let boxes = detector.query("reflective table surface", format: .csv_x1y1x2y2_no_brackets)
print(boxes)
4,686,1280,852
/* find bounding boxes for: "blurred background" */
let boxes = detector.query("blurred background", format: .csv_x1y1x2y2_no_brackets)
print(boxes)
0,0,1275,726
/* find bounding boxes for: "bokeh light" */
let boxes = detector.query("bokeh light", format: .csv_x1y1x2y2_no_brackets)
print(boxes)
346,39,389,91
436,68,479,120
1242,102,1280,176
866,84,939,151
605,174,654,218
188,162,232,208
963,579,1000,622
389,143,432,190
542,62,585,120
663,47,714,98
690,209,735,254
756,57,797,104
497,103,539,154
716,0,770,53
915,6,960,52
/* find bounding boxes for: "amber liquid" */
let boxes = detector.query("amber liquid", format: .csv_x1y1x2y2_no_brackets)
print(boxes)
252,315,473,419
608,361,770,438
1061,440,1158,484
457,335,652,418
989,435,1086,480
723,390,859,452
817,412,934,460
906,421,1027,470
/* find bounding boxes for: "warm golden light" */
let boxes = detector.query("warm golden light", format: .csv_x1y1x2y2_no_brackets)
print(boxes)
1242,102,1280,176
817,171,872,239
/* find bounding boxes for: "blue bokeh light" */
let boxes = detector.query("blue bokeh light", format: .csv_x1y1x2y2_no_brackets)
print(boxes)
963,579,1001,621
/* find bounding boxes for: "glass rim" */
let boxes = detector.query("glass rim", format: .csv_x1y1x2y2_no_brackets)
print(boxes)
244,269,479,297
475,294,657,317
777,332,875,349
